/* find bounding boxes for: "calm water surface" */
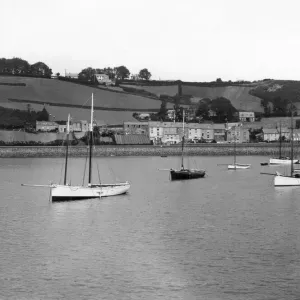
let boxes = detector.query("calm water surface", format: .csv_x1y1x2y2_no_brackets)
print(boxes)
0,155,300,300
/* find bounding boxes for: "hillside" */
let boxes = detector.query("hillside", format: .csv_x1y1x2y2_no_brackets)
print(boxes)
0,76,173,123
121,80,300,114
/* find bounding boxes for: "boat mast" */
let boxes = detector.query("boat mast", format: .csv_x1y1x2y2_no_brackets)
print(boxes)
88,93,94,185
279,121,282,158
63,114,70,185
234,126,236,165
291,103,294,176
181,109,185,169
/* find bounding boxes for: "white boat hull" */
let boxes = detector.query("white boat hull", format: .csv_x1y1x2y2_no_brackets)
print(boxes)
274,175,300,186
228,163,251,170
51,182,130,201
269,158,299,164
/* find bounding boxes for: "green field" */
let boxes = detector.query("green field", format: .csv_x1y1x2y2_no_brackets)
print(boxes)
120,84,179,97
0,76,173,123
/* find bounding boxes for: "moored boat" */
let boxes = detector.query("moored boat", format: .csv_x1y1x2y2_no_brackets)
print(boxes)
274,103,300,186
228,163,251,170
22,94,130,201
168,110,206,181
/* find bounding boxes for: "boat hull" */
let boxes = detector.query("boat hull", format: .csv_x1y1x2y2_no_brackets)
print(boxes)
228,164,251,170
274,175,300,186
269,158,299,165
51,183,130,201
170,169,205,180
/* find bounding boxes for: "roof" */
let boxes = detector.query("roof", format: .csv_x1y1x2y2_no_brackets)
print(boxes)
124,121,144,125
212,124,226,130
114,134,151,145
36,121,58,126
263,128,289,134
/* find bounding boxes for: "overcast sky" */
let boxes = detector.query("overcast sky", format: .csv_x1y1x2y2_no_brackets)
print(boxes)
2,0,300,82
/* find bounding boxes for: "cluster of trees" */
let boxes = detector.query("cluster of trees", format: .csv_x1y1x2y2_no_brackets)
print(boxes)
0,58,52,78
152,96,238,123
261,97,297,117
77,66,151,82
195,97,237,122
0,105,49,129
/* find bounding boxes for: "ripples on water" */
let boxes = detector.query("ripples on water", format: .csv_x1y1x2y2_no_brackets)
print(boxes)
0,156,300,299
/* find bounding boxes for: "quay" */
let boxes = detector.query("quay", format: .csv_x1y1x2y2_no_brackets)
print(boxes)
0,143,288,158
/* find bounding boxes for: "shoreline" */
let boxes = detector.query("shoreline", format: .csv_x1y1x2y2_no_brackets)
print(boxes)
0,144,283,158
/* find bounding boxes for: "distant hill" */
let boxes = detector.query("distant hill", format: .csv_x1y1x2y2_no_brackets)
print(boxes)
0,76,173,123
2,76,300,124
121,79,300,114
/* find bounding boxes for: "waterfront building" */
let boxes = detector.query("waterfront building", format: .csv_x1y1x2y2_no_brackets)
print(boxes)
123,122,149,136
198,123,214,142
188,123,202,141
162,122,185,145
148,121,164,144
212,124,226,142
36,121,59,132
227,124,250,143
58,123,73,133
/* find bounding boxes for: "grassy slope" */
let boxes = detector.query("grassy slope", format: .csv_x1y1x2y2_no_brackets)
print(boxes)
181,85,263,112
0,76,173,123
121,83,264,112
120,84,179,96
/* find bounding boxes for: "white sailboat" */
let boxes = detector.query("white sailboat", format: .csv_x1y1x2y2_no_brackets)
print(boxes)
22,93,130,201
269,121,299,165
274,108,300,186
227,124,251,170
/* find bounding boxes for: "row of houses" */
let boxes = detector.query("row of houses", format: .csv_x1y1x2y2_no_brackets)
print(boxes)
124,121,250,144
37,119,300,145
258,128,300,142
36,120,103,133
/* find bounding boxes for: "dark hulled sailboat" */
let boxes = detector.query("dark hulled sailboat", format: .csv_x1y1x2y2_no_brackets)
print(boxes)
170,110,206,181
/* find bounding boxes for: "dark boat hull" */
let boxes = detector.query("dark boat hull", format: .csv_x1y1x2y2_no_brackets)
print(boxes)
170,169,206,181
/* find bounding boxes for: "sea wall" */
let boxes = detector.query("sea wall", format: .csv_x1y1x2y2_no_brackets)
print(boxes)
0,144,285,158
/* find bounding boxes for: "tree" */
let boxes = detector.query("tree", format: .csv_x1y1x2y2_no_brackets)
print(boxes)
36,107,49,121
78,67,96,81
0,57,30,74
210,97,237,122
103,67,115,80
114,66,130,80
196,101,210,119
56,72,60,77
157,100,168,121
138,68,151,80
31,62,52,77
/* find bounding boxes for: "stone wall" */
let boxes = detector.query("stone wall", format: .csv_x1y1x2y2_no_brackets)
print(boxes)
0,144,284,158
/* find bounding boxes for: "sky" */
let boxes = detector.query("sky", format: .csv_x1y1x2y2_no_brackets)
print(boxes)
2,0,300,82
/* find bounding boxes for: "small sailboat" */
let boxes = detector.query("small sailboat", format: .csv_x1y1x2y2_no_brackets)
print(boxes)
169,110,206,180
22,94,130,201
227,125,251,170
274,108,300,186
269,122,299,165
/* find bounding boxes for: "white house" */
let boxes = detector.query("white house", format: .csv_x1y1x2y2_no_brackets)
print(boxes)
236,112,255,122
148,122,164,144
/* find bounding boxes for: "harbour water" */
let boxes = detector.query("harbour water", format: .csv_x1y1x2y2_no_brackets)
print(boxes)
0,156,300,299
